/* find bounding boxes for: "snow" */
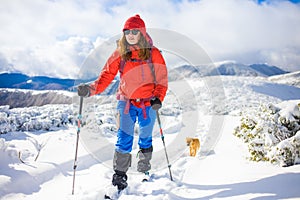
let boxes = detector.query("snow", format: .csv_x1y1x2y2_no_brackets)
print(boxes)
269,71,300,88
1,76,300,200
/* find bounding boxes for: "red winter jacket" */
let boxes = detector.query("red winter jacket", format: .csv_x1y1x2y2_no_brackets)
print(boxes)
90,46,168,107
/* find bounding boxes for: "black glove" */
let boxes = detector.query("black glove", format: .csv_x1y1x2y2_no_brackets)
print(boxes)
150,97,162,110
77,84,90,97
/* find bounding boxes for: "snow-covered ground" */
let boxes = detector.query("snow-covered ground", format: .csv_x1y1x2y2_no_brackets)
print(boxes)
1,76,300,200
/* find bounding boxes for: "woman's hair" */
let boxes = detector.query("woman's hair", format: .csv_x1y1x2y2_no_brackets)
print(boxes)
118,33,151,61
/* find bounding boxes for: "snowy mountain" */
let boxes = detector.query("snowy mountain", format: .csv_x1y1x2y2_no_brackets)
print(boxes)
249,63,288,76
215,62,260,76
169,61,288,81
0,62,288,90
215,61,288,76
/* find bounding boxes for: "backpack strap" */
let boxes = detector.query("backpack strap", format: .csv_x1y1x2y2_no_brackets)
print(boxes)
119,59,126,76
147,49,156,84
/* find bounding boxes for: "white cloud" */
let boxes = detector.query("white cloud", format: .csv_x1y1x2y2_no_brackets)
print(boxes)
0,0,299,78
3,37,94,78
0,53,14,73
167,0,300,69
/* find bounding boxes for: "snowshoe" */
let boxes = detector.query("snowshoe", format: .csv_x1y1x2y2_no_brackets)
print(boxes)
142,171,151,182
104,184,123,200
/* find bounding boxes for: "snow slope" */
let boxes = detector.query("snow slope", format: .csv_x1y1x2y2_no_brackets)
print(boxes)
0,76,300,200
269,71,300,88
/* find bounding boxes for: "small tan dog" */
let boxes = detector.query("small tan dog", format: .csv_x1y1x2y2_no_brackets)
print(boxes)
186,137,200,157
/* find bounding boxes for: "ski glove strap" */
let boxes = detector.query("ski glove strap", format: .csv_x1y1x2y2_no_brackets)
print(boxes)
77,83,91,97
150,97,162,110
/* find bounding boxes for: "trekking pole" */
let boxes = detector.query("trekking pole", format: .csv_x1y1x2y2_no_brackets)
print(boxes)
72,96,84,195
156,110,173,181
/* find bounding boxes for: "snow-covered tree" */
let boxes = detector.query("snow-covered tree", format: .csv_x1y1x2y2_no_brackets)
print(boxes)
0,104,74,134
234,101,300,166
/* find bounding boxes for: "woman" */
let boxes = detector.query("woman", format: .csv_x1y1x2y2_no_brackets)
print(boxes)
77,14,168,195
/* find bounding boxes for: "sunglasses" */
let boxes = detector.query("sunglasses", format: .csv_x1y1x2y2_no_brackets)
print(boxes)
124,29,140,35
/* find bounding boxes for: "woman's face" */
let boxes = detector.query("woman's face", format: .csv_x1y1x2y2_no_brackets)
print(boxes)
124,29,141,45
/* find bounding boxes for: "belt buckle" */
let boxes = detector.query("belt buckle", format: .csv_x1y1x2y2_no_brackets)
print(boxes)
136,98,140,102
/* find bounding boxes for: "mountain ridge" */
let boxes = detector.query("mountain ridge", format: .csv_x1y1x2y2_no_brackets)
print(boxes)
0,73,76,90
0,62,291,90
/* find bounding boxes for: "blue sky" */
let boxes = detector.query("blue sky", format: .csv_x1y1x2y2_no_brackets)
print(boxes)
258,0,300,3
0,0,300,78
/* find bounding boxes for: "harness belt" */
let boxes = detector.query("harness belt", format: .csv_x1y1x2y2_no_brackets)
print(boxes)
117,94,153,119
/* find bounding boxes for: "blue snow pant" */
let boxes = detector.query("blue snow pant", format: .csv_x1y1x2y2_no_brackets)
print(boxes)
113,100,156,173
116,100,156,153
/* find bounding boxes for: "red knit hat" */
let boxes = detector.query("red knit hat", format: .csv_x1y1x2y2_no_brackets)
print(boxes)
123,14,147,38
